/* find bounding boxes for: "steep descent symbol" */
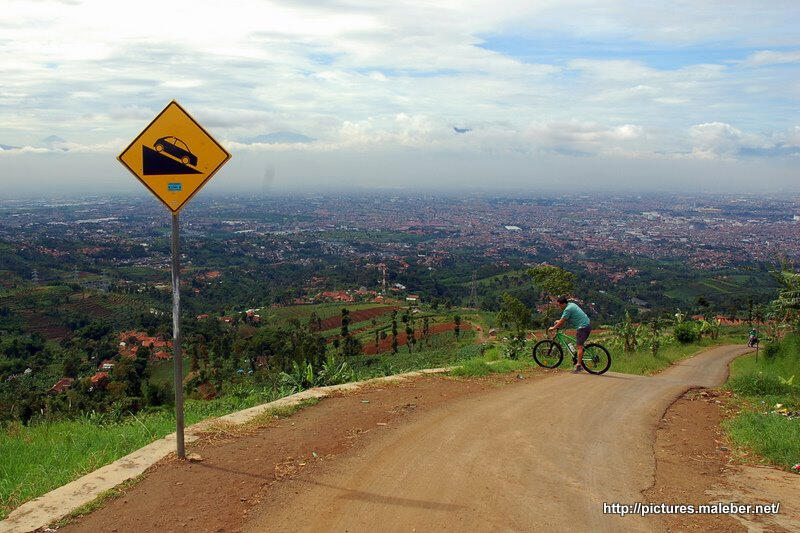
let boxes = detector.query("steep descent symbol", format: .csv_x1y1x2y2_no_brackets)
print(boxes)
118,100,230,213
142,136,202,175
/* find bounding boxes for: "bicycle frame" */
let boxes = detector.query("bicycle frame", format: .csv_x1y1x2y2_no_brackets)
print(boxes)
553,330,575,344
551,330,580,362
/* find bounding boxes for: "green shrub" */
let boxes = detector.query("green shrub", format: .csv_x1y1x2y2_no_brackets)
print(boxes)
763,342,780,360
674,322,699,344
728,372,796,396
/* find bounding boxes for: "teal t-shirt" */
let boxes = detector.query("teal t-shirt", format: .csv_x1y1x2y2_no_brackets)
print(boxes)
560,302,590,329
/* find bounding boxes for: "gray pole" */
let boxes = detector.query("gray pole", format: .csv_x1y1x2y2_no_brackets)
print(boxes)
171,213,185,458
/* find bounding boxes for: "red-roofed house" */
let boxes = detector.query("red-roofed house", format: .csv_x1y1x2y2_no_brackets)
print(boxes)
318,291,355,303
49,377,74,394
118,331,173,359
90,372,109,389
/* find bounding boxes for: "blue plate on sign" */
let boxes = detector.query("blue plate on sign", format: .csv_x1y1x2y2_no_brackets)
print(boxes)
168,183,182,191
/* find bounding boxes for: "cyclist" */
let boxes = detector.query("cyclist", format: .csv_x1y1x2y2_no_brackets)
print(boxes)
548,296,591,373
748,327,759,348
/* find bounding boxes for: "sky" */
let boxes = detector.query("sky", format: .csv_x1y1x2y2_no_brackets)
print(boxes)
1,0,799,195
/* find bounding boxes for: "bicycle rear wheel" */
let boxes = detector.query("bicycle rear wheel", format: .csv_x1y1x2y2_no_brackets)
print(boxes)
581,343,611,375
532,339,564,368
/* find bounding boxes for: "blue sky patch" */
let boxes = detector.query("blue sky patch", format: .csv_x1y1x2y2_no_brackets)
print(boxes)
474,33,791,70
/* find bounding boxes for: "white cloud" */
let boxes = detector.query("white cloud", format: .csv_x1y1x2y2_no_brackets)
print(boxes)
739,50,800,67
687,122,800,159
0,0,798,190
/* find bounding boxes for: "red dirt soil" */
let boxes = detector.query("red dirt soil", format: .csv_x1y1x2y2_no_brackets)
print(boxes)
312,306,397,331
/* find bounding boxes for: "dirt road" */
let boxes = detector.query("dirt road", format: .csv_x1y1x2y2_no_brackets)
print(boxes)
64,345,752,532
242,345,749,532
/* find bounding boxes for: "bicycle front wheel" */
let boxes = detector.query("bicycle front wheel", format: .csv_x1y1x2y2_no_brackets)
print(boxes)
581,343,611,375
532,339,564,368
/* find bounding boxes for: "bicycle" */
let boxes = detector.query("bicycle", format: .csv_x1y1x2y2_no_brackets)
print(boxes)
532,330,612,375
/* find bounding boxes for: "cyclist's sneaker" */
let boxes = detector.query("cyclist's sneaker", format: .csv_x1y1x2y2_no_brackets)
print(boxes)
571,365,582,374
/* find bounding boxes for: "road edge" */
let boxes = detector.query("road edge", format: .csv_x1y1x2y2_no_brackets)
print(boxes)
639,344,750,499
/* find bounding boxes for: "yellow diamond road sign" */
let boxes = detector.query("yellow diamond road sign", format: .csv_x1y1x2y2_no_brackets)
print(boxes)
118,100,231,213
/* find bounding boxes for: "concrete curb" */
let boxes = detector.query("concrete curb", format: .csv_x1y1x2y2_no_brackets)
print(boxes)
0,367,452,533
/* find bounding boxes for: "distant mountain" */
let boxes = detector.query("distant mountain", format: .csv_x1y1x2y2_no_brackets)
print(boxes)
39,135,69,151
238,132,314,144
0,144,20,150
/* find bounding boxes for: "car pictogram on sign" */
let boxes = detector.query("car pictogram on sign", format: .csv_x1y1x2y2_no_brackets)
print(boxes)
154,136,198,166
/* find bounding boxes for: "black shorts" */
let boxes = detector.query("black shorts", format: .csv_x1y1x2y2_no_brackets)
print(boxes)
576,326,591,346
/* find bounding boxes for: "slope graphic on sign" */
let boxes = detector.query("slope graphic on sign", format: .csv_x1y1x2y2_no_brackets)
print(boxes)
142,146,202,175
118,100,231,213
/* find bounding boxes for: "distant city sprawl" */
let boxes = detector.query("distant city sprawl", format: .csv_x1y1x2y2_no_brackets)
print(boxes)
0,192,796,323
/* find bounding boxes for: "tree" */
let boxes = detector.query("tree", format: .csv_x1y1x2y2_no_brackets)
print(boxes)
342,335,363,357
497,293,531,341
309,311,322,331
612,311,641,352
527,265,576,298
772,265,800,327
76,320,112,341
422,316,430,346
649,320,661,357
391,311,399,354
62,351,82,378
340,308,350,338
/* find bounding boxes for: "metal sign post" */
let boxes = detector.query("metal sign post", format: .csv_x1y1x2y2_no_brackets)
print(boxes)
171,213,185,457
117,100,230,459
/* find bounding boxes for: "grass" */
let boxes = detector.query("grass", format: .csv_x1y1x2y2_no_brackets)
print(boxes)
609,335,742,375
723,411,800,469
448,357,529,377
0,387,285,520
349,331,479,379
722,333,800,470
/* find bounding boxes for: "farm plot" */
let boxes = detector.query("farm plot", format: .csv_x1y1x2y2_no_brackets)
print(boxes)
270,303,387,325
362,321,472,354
314,305,397,332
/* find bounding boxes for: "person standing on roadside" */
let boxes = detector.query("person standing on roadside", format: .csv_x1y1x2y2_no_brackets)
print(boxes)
548,296,591,373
